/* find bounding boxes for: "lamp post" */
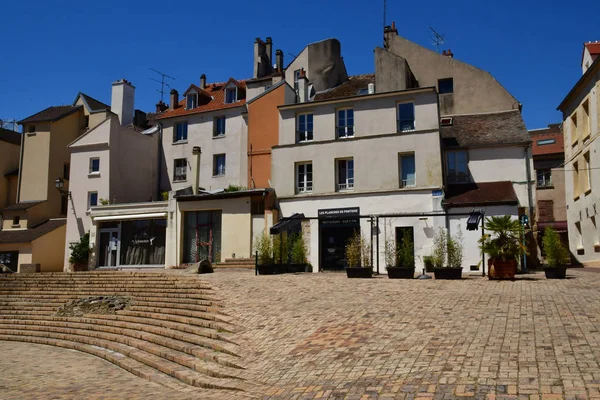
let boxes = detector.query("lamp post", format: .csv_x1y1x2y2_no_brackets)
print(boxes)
55,177,70,198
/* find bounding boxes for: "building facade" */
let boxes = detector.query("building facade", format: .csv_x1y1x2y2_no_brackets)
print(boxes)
558,42,600,265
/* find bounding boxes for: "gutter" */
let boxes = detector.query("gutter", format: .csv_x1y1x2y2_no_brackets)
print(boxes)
525,145,534,219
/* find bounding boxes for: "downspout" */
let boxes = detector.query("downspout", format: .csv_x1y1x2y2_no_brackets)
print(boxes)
16,128,25,203
524,144,534,220
157,122,163,200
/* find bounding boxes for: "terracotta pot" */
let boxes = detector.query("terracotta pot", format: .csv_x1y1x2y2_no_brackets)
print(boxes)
488,259,516,280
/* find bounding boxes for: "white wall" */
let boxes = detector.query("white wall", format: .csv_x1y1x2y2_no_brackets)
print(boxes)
161,108,247,192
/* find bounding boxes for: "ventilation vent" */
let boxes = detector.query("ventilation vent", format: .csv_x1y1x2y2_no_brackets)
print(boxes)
440,117,453,126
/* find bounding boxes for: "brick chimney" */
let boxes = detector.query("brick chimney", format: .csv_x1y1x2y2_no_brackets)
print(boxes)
200,74,206,89
265,37,273,69
155,101,168,113
297,69,308,103
443,49,454,58
170,89,179,109
276,49,283,72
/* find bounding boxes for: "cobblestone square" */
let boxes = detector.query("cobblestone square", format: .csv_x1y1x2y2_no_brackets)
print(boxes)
4,269,600,399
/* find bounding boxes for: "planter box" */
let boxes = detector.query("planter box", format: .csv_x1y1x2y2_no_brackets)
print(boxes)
387,267,415,279
433,267,462,280
286,263,311,273
488,259,516,280
345,267,372,278
544,266,567,279
257,264,281,275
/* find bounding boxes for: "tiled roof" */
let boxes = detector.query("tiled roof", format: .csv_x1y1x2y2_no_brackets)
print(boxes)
585,42,600,56
0,219,66,244
441,110,530,147
158,80,247,120
79,93,110,112
0,127,21,145
314,74,375,101
2,200,45,212
444,181,519,207
18,105,82,124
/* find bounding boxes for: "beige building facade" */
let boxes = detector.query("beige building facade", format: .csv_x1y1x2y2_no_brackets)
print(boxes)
0,128,21,211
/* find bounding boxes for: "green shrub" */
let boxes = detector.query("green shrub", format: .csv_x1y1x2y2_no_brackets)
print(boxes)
397,232,415,268
254,232,273,265
69,233,90,263
99,198,109,205
290,233,307,264
224,184,248,192
447,229,464,268
345,231,363,268
161,191,169,201
432,228,447,268
542,228,569,267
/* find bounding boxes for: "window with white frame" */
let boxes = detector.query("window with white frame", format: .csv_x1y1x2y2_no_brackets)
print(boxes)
337,108,354,138
186,93,197,109
213,154,226,176
399,153,416,188
174,122,188,142
89,158,100,174
173,158,187,182
536,169,552,188
214,117,226,137
446,150,469,183
336,158,354,191
296,113,313,143
225,87,237,104
88,191,98,208
296,162,313,194
397,102,415,132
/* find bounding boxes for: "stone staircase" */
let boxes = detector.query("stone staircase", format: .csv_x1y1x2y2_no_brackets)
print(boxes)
215,257,255,269
0,272,252,395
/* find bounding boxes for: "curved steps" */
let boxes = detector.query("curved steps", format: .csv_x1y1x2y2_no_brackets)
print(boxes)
0,272,252,395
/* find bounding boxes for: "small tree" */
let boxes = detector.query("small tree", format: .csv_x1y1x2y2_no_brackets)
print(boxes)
290,232,308,264
254,232,273,265
69,233,90,264
432,228,447,268
384,237,397,267
542,228,569,267
397,232,415,269
345,231,363,268
447,229,464,269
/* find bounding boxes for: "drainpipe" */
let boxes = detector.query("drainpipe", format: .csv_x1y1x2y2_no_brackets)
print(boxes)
157,122,163,200
525,144,534,220
191,146,202,195
16,128,25,203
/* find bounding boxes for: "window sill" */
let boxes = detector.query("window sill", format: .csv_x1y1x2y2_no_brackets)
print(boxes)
336,135,355,140
173,179,187,183
212,174,226,178
88,172,100,178
213,135,226,139
536,185,554,190
574,194,580,201
11,225,21,229
585,188,592,196
296,140,314,144
172,140,188,145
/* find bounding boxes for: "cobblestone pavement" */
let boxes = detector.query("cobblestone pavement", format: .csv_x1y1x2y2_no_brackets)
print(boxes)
4,269,600,399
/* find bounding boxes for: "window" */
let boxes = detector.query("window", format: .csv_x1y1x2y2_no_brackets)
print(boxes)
63,163,70,180
537,138,556,146
174,122,188,142
213,117,226,137
337,109,354,138
213,154,226,176
12,216,20,227
446,150,469,183
84,115,89,129
357,88,369,95
584,152,592,193
174,158,187,182
571,113,578,145
296,113,313,143
89,158,100,174
536,169,552,188
438,78,454,94
573,160,580,198
186,93,197,110
296,162,313,194
294,69,302,87
60,196,68,215
225,87,237,104
27,126,35,133
399,154,416,188
336,158,354,191
397,102,415,132
582,100,590,140
88,192,98,208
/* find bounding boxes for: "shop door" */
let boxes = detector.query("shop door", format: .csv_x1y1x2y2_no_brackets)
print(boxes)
183,210,222,263
98,230,120,267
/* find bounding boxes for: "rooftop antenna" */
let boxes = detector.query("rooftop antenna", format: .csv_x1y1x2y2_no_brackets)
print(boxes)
429,26,445,53
0,119,19,132
149,68,175,103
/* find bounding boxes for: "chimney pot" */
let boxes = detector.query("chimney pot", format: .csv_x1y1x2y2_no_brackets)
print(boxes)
170,89,179,109
200,74,206,89
275,49,284,72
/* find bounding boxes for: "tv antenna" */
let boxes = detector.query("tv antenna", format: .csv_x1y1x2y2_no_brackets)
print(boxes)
149,68,175,103
0,119,19,132
429,26,445,53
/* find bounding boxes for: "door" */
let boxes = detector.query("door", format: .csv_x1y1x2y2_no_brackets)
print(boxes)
395,227,414,266
0,251,18,272
183,210,222,263
98,230,120,267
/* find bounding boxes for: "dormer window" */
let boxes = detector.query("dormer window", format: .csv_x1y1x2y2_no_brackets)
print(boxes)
186,93,198,109
225,87,237,104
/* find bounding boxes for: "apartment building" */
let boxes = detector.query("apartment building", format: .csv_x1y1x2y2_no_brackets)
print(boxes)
0,128,21,210
529,124,569,255
558,41,600,265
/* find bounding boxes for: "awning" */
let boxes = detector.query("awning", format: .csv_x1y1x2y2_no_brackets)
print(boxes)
93,212,167,222
270,213,305,235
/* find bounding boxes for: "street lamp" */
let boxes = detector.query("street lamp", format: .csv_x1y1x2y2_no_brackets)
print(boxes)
55,177,70,198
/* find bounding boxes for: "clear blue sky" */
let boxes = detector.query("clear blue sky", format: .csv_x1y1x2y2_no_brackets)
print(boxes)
0,0,596,130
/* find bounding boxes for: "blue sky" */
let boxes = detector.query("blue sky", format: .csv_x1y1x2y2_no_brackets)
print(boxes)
0,0,596,130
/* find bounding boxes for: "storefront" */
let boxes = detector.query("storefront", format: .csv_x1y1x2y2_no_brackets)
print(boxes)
318,207,360,270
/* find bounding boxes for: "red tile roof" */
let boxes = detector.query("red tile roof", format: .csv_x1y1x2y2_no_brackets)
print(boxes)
444,181,519,208
158,80,247,120
585,42,600,56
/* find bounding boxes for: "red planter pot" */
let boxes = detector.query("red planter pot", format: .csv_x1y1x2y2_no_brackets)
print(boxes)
488,259,516,280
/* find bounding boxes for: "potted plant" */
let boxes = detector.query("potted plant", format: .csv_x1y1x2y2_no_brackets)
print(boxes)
433,228,463,280
387,233,415,279
255,232,277,275
345,231,372,278
479,215,526,280
542,228,569,279
69,233,90,272
289,232,310,273
422,255,435,272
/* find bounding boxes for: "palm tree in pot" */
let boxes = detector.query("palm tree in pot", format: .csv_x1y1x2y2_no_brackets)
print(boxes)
542,228,569,279
386,232,415,279
478,215,526,280
345,231,372,278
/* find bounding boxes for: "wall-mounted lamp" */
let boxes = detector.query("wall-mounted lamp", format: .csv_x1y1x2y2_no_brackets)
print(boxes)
55,177,71,198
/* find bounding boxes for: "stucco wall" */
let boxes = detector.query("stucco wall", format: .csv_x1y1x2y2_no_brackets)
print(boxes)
535,157,567,222
0,243,32,272
32,223,66,272
0,140,20,209
161,108,247,192
19,124,51,202
384,34,520,115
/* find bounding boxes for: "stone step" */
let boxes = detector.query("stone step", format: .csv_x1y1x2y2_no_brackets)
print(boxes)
214,263,254,269
0,294,221,307
118,310,234,333
127,305,233,325
131,300,226,316
0,332,247,391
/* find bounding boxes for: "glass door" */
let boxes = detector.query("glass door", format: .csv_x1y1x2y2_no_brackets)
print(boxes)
98,229,120,267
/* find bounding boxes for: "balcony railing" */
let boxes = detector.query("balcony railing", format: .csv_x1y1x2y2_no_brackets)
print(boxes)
296,186,313,194
400,179,416,188
537,180,553,188
337,182,354,191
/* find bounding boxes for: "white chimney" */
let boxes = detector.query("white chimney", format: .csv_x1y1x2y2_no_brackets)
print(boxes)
191,146,202,195
297,69,309,103
368,83,375,94
111,79,135,126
